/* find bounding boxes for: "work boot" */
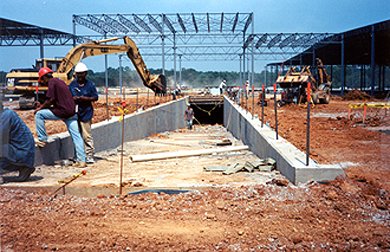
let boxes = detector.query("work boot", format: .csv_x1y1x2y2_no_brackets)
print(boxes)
18,167,35,182
72,162,87,168
86,157,95,164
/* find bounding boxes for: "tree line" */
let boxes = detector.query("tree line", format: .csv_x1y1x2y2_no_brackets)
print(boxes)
1,65,388,90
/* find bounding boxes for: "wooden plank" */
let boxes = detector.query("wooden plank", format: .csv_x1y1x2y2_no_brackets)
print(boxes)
129,145,249,162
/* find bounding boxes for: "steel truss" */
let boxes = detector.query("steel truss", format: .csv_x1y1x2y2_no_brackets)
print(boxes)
72,13,338,86
73,13,337,62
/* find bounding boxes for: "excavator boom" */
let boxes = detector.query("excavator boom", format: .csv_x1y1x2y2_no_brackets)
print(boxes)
5,36,166,109
58,36,166,93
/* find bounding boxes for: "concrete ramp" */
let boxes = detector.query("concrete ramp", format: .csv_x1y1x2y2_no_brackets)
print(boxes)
223,97,344,185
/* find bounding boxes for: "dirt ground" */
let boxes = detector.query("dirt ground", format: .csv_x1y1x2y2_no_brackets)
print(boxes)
1,93,389,251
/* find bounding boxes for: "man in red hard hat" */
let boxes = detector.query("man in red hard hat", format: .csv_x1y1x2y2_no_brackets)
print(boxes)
34,67,86,168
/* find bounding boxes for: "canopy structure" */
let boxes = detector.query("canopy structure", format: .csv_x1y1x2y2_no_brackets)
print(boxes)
0,17,83,58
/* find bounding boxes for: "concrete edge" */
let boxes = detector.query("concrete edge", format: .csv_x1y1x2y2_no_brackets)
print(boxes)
223,97,344,185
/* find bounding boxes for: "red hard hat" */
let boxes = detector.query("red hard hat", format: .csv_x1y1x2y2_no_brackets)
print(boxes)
38,67,53,82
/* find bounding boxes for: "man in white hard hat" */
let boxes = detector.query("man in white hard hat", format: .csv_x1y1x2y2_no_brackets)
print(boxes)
69,62,98,164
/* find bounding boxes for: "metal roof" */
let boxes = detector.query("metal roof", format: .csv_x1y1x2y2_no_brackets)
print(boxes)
276,19,390,66
0,17,79,46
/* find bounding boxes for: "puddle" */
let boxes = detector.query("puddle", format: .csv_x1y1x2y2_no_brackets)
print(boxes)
128,188,191,195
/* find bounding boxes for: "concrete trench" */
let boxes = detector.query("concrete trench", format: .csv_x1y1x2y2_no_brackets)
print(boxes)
34,96,344,185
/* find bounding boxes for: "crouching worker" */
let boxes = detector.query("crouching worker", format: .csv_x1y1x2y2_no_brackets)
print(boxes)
0,93,35,183
34,67,87,168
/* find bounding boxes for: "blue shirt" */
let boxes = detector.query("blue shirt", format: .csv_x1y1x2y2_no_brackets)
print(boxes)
69,79,98,122
0,109,35,169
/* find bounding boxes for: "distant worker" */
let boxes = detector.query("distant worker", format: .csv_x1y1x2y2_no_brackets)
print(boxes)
0,92,35,183
184,105,194,130
69,62,99,164
245,80,250,98
34,67,87,168
219,80,227,95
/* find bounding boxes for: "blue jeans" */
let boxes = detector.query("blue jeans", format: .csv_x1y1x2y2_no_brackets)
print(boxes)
35,109,86,162
186,119,193,129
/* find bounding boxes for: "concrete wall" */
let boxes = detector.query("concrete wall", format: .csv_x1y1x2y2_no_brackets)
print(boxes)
223,97,344,185
35,98,187,166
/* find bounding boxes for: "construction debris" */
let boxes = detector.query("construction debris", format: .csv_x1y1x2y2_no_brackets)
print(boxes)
343,90,372,100
129,145,249,162
203,158,276,175
216,139,232,146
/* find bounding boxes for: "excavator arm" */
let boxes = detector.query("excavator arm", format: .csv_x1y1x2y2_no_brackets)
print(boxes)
58,36,166,94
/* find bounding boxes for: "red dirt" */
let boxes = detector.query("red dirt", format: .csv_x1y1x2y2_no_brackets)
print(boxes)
2,94,389,251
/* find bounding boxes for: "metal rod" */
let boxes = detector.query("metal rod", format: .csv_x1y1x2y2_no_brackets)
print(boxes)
261,84,265,128
119,109,125,195
306,82,311,166
273,83,278,140
119,54,123,95
252,84,254,119
104,33,109,119
136,88,139,111
147,88,149,108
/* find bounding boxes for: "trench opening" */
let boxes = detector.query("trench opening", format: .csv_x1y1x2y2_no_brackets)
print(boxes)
190,102,224,125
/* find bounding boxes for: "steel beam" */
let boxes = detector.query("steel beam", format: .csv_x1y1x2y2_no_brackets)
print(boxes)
117,14,141,33
191,13,198,33
133,14,152,33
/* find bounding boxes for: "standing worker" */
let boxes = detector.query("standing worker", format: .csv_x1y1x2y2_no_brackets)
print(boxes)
69,62,99,164
245,80,250,98
184,105,194,130
0,91,35,183
219,80,227,95
34,67,87,168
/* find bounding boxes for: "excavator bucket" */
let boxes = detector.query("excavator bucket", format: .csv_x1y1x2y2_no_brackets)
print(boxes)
149,74,167,95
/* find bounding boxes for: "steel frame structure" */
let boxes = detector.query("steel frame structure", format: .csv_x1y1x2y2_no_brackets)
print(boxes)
72,13,337,87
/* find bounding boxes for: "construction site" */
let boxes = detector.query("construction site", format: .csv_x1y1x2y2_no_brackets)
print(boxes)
1,11,390,251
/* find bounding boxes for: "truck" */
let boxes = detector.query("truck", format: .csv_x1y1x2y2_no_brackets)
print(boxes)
275,58,331,106
5,36,166,109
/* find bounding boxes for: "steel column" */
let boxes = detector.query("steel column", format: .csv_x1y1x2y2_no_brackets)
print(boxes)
119,54,123,95
173,33,177,89
39,29,44,59
370,25,376,96
239,54,242,86
179,54,182,86
341,34,345,96
251,13,255,86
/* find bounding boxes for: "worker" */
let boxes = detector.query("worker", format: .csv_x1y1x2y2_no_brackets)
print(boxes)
69,62,99,164
245,80,250,98
184,105,194,130
0,91,35,183
34,67,86,168
219,80,227,95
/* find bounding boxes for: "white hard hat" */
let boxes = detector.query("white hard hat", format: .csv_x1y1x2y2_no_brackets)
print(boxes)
75,62,88,73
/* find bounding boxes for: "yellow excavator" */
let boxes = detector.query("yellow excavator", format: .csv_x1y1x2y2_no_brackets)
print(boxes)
5,36,166,109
